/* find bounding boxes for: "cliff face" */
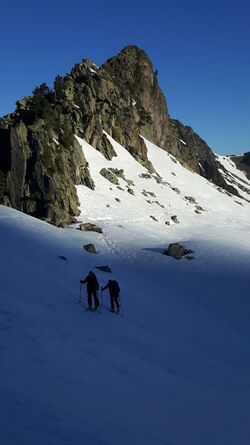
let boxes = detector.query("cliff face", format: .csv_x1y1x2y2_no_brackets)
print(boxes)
102,46,178,153
171,120,238,194
0,45,239,226
0,112,93,227
231,152,250,180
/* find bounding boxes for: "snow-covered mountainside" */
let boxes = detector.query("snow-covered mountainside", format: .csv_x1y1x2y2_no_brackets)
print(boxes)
0,45,239,226
218,154,250,201
1,134,250,444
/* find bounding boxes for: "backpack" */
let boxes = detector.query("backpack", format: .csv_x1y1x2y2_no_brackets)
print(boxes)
112,280,120,293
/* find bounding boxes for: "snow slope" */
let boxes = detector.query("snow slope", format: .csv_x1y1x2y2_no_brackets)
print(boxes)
0,134,250,445
218,154,250,201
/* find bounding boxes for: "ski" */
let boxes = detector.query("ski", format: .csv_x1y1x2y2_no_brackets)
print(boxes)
101,305,120,315
84,306,102,314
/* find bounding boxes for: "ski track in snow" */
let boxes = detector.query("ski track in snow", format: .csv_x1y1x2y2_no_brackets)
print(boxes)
1,133,250,444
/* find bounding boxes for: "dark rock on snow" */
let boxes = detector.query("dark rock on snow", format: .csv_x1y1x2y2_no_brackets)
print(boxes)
79,223,102,233
83,243,97,254
100,168,119,185
58,255,67,261
171,215,180,224
165,243,195,260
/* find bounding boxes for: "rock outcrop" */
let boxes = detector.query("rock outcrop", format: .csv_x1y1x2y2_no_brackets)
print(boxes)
230,152,250,180
0,90,94,226
170,120,238,194
164,243,195,260
83,244,97,254
0,45,239,225
79,223,103,233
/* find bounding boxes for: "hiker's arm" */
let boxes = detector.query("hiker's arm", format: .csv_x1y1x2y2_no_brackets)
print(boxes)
101,284,109,291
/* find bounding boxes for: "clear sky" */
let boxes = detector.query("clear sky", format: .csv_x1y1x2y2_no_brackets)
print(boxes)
1,0,249,154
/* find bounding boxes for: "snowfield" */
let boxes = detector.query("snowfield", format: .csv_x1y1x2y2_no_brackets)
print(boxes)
0,134,250,445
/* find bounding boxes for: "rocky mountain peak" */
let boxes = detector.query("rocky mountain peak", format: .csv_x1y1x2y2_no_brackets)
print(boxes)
0,46,240,226
102,45,172,149
103,45,155,91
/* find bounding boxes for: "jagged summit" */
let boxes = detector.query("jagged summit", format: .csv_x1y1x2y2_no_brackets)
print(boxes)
103,45,156,88
102,45,174,150
0,46,241,226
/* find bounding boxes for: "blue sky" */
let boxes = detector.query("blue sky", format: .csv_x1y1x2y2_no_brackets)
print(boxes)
1,0,249,154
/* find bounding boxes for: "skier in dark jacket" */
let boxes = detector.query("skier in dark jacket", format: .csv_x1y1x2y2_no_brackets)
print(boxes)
101,280,120,312
80,271,99,310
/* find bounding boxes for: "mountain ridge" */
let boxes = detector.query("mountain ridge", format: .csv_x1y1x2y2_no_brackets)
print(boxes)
0,45,241,226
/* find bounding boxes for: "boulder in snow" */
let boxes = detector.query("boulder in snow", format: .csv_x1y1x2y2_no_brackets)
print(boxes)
100,168,119,185
171,215,180,224
165,243,194,260
150,215,158,222
185,196,197,204
83,244,97,254
58,255,67,261
79,223,102,233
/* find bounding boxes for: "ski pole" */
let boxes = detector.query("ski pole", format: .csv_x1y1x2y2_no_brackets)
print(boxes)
79,282,82,303
97,290,101,312
119,294,124,316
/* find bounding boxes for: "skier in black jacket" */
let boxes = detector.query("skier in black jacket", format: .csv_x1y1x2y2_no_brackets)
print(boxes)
101,280,120,312
80,271,99,310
